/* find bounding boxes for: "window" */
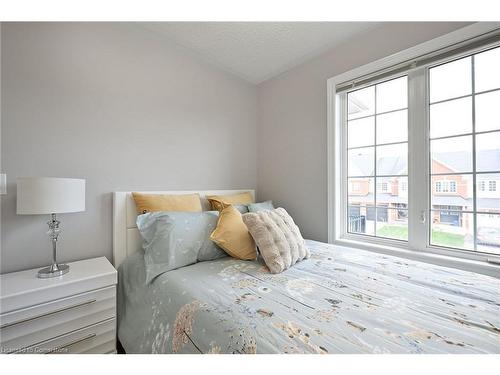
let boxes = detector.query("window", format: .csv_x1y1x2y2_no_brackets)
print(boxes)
377,182,389,192
333,40,500,259
347,76,408,241
435,181,442,193
429,48,500,254
351,181,361,192
435,180,457,193
449,181,457,193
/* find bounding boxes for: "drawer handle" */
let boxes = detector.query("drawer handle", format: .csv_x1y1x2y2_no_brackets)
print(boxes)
0,299,97,329
46,333,97,354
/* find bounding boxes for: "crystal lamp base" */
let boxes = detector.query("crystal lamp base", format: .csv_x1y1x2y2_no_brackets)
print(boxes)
37,264,70,278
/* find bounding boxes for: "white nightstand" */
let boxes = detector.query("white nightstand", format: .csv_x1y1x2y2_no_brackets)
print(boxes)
0,257,117,354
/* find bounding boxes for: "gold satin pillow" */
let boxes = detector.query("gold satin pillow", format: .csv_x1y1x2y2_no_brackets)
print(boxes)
207,192,254,212
210,205,257,260
132,192,202,214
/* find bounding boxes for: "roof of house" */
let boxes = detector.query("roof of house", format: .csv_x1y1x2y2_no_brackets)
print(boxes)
349,154,406,176
434,149,500,173
350,148,500,176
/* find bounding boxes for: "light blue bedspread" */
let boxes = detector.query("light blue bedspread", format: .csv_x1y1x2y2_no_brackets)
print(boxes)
117,240,500,353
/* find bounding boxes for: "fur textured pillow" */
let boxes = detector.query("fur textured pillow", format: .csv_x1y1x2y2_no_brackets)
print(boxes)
242,208,310,273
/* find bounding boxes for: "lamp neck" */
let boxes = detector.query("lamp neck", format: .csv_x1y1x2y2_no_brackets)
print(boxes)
47,213,60,241
37,211,69,278
47,213,61,269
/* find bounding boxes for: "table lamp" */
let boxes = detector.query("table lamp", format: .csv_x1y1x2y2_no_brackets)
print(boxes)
17,177,86,278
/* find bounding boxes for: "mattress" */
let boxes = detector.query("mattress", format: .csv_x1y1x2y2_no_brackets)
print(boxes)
117,240,500,353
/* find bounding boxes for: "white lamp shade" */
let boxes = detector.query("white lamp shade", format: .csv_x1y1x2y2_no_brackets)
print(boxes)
17,177,85,215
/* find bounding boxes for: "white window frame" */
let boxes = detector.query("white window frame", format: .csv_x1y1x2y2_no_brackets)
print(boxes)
436,180,457,193
327,23,500,277
377,182,389,193
449,181,457,193
435,181,442,193
351,181,361,192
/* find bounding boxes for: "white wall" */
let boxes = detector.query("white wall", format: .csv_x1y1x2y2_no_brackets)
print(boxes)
0,23,2,255
1,23,257,273
1,22,475,273
257,22,471,242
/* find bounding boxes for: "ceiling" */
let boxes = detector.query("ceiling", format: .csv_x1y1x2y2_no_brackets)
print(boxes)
140,22,381,84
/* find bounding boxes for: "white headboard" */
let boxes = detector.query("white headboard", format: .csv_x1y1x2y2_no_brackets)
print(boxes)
112,189,255,268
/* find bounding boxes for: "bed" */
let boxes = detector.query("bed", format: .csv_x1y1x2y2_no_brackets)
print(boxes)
113,190,500,354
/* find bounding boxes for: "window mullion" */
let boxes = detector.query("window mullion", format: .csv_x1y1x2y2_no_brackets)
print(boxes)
408,68,429,251
471,55,478,252
374,85,378,236
339,92,348,240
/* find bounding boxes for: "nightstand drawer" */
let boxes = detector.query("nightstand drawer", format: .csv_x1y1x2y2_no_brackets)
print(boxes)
0,286,115,353
12,318,116,354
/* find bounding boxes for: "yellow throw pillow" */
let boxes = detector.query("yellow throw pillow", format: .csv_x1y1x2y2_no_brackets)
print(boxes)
210,205,257,260
132,192,202,214
207,191,254,212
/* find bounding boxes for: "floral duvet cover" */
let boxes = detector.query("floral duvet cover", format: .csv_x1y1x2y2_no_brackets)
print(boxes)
117,240,500,353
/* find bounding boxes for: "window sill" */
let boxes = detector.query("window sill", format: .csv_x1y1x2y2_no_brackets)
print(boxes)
332,238,500,279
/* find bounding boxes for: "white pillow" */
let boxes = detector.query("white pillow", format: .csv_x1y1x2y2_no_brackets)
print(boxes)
242,208,310,273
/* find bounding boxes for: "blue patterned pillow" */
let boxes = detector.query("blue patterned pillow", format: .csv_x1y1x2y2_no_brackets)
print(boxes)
137,211,226,283
233,204,249,213
247,200,275,213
